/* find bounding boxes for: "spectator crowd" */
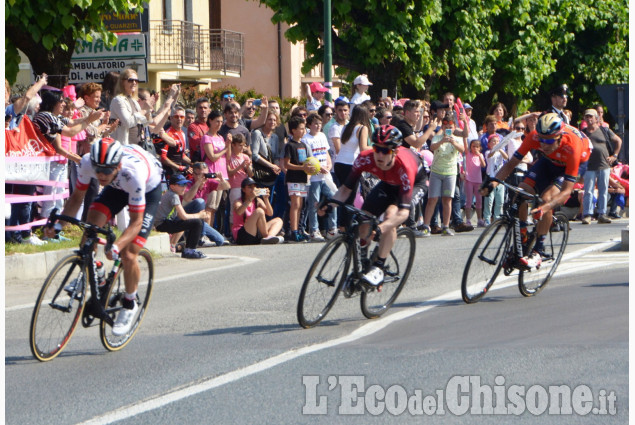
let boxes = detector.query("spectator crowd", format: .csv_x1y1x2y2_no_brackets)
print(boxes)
5,71,629,257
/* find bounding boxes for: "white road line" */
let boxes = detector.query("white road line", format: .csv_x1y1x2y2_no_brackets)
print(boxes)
77,239,626,425
5,255,260,313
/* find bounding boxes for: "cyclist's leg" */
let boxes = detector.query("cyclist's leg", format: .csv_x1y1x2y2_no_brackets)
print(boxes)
520,156,557,226
359,181,396,244
120,243,142,294
536,184,562,237
119,184,162,295
376,205,400,259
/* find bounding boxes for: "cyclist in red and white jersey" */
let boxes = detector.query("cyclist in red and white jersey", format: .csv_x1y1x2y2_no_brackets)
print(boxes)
46,137,163,336
320,125,427,286
483,113,590,268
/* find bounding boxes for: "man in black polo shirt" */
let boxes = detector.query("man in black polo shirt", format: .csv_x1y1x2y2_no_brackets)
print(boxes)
394,100,429,150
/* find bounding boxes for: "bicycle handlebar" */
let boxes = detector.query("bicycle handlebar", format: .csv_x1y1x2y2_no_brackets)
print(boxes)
323,198,378,223
491,178,542,204
322,198,382,240
48,208,117,250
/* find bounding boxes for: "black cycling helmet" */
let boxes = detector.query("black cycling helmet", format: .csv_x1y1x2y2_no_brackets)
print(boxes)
90,137,123,168
535,113,564,139
372,125,403,148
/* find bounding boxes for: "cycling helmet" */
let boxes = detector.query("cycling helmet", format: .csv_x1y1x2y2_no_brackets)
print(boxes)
535,113,564,140
90,137,123,168
372,125,403,148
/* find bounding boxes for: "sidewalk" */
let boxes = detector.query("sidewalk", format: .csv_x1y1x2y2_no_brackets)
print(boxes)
5,233,171,282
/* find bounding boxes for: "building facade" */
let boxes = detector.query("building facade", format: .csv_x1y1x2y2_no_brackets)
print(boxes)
14,0,341,101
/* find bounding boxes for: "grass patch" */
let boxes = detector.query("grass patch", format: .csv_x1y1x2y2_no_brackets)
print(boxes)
5,224,164,256
5,225,85,256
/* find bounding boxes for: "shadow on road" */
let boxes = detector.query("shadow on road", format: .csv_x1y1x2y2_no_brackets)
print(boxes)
185,320,344,337
585,282,628,288
6,350,105,366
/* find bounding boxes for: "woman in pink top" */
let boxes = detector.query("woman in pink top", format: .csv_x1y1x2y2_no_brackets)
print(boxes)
232,177,283,245
201,110,230,226
464,139,486,227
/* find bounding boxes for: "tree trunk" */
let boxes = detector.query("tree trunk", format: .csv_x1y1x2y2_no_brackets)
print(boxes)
367,62,402,101
7,23,76,89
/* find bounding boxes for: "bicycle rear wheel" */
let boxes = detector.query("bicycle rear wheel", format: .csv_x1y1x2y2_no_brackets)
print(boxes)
100,249,154,351
461,219,513,304
361,227,416,319
518,212,569,297
297,235,351,328
30,254,87,362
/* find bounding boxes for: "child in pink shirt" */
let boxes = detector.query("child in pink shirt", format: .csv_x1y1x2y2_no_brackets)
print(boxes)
464,139,486,227
226,133,253,205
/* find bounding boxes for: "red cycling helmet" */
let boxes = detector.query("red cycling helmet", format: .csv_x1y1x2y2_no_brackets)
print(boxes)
372,125,403,148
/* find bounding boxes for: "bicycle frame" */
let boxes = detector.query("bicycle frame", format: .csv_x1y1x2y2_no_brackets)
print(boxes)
49,210,118,327
334,202,380,295
497,179,541,264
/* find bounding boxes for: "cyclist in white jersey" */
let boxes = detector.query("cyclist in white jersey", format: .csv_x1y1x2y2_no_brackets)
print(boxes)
46,137,163,335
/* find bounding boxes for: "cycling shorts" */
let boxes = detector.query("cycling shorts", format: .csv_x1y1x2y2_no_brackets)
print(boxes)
89,184,162,247
523,156,565,195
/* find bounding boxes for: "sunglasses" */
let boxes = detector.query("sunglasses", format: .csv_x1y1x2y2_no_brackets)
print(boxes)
538,136,559,145
222,94,235,99
369,109,376,113
373,145,395,155
93,165,117,175
127,78,139,83
514,127,525,131
384,115,393,119
324,112,333,117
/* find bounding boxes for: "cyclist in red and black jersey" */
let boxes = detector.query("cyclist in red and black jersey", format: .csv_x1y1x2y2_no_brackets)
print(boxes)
482,113,590,268
320,125,427,286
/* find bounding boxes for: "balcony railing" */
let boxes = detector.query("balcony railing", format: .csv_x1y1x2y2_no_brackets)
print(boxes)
148,20,243,75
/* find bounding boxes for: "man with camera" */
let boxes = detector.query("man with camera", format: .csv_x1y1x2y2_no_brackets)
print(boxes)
155,174,211,258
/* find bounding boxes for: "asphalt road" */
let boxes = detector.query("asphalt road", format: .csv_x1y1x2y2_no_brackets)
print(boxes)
4,220,629,424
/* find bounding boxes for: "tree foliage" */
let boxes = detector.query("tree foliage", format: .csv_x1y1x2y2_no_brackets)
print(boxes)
5,0,145,87
256,0,628,122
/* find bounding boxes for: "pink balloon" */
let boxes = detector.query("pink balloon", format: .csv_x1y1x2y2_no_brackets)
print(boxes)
422,150,434,167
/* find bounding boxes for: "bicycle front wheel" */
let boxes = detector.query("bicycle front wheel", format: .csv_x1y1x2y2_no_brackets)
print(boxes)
360,227,416,319
30,254,87,362
297,235,351,328
100,249,154,351
518,212,569,297
461,219,513,304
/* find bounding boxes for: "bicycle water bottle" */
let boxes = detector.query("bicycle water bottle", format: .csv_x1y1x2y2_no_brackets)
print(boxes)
95,261,106,287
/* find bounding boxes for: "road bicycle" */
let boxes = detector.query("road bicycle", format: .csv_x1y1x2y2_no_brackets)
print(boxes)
461,178,569,303
297,199,415,328
29,210,154,361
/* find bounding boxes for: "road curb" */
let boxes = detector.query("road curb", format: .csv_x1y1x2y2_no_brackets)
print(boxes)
5,233,171,281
